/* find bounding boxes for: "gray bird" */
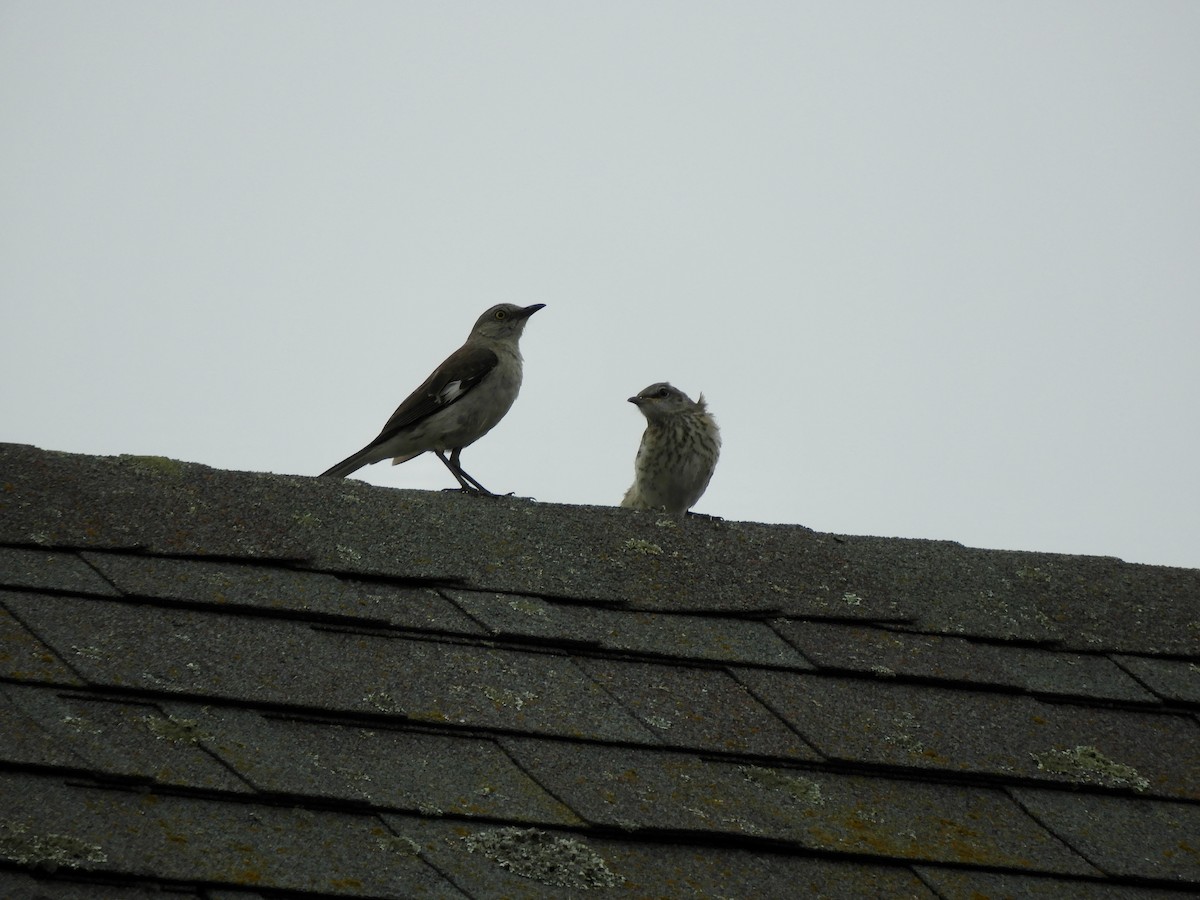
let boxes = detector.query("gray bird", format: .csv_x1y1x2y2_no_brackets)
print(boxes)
321,303,545,494
621,382,721,517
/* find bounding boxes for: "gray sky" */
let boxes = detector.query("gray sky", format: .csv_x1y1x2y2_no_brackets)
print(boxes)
3,2,1198,570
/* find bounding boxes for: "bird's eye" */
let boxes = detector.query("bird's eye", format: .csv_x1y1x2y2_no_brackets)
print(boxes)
656,387,670,398
495,309,508,320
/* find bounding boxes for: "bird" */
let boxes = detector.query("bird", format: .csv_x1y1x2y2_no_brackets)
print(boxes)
320,302,545,495
620,382,720,517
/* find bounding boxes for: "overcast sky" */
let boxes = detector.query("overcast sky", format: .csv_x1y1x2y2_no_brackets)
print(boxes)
3,2,1198,570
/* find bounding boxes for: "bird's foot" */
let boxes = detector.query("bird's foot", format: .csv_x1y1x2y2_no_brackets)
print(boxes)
441,486,510,498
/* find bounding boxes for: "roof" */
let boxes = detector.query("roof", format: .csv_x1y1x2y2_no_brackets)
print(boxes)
1,440,1197,898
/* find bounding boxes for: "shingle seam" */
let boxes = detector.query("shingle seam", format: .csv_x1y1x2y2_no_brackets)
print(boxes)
438,585,628,610
1002,787,1184,890
7,768,493,828
834,621,1066,649
908,866,949,898
0,600,94,688
376,819,474,900
767,664,1165,711
140,699,261,796
74,550,123,596
8,584,402,630
1110,654,1200,707
0,871,211,899
872,620,1200,663
911,864,1200,897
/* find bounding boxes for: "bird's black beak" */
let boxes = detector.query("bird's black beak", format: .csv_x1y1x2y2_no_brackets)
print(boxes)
515,303,546,320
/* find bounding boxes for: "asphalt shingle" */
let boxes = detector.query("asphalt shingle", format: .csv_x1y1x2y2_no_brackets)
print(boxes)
395,815,940,899
0,685,91,770
2,591,657,742
775,619,1158,704
735,668,1200,800
0,872,193,900
1113,654,1200,705
83,550,485,634
500,738,1099,875
0,601,84,685
0,771,455,896
1,684,252,793
1012,787,1200,884
0,546,119,597
576,656,818,758
448,587,813,667
914,867,1189,899
158,700,582,825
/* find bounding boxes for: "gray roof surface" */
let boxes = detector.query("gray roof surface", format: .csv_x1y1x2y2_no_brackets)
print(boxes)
0,441,1197,898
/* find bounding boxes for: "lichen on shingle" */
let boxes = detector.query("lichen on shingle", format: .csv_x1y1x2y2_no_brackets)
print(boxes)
622,538,662,556
0,822,107,868
463,827,623,889
142,713,205,744
1032,745,1150,792
740,765,825,806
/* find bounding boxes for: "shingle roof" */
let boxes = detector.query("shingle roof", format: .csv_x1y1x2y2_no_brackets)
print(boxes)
1,440,1197,898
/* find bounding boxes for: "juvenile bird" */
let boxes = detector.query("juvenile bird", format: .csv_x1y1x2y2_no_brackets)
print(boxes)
321,303,545,495
621,382,720,517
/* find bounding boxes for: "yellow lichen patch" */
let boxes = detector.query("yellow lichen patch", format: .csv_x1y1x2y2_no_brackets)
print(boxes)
1032,745,1150,792
623,538,662,556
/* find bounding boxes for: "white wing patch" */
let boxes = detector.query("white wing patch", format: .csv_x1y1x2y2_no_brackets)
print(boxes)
437,380,468,405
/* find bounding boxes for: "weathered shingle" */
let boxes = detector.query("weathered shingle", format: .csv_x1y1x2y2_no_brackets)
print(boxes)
1012,787,1200,883
576,656,818,758
0,546,120,597
1,684,252,793
0,771,454,895
156,701,582,825
775,619,1159,703
2,441,1197,896
0,603,85,685
1114,654,1200,705
393,815,941,898
498,738,1099,875
734,669,1199,800
82,551,485,634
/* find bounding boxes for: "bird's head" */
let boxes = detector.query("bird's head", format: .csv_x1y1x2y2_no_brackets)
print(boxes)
472,303,545,340
628,382,704,423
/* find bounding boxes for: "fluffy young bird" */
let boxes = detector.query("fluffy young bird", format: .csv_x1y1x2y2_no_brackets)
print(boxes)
321,303,544,494
621,382,720,517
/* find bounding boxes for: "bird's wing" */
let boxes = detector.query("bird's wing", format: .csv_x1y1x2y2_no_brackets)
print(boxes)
368,344,499,445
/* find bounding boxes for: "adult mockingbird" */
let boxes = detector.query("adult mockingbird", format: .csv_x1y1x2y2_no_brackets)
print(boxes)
620,382,721,517
321,303,545,494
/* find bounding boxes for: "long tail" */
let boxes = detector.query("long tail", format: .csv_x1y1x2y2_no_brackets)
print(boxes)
320,446,372,478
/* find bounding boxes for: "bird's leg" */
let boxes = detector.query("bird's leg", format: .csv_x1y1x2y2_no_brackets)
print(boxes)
436,449,502,497
433,450,478,492
451,448,512,496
